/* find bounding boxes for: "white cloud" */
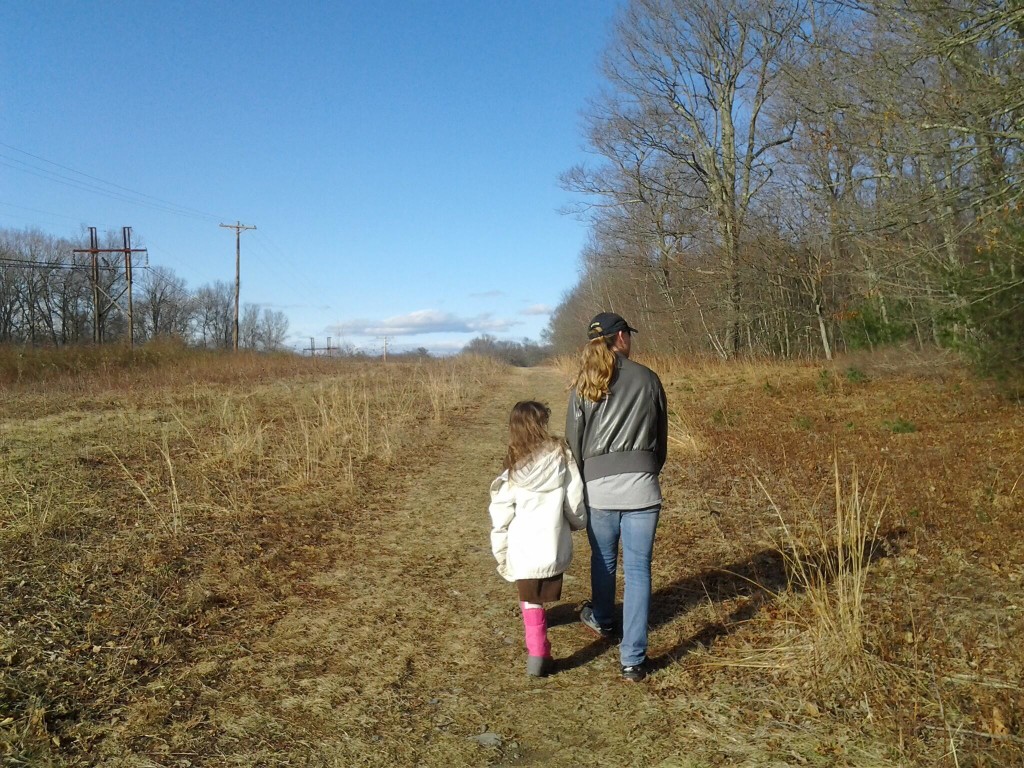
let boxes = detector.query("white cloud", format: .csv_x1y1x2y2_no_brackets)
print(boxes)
520,304,553,316
326,309,519,337
469,290,504,299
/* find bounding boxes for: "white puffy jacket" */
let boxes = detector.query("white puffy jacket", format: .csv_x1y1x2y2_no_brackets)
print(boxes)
488,444,587,582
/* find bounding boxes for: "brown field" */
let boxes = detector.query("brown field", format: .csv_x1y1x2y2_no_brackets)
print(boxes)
1,347,1021,766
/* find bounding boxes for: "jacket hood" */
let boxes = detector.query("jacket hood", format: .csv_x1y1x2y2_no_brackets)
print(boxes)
508,445,566,493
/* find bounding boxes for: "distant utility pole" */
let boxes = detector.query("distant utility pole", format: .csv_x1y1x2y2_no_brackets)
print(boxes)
377,336,391,362
304,337,338,357
219,221,256,351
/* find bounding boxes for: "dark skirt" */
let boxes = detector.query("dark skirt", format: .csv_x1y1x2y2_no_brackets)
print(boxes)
516,574,564,604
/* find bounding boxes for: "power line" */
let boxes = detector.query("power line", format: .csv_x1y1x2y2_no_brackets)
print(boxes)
0,144,328,345
0,156,227,222
0,144,327,303
0,199,89,223
0,257,107,271
246,230,316,300
71,227,148,345
0,142,228,222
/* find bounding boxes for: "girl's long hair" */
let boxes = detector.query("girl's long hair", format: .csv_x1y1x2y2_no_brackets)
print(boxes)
572,336,616,403
503,400,559,476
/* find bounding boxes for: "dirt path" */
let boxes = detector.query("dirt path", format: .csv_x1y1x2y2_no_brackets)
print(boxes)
204,366,693,767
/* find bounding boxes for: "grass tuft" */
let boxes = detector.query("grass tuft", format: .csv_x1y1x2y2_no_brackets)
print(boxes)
710,459,887,698
883,417,917,434
772,460,885,686
845,366,869,384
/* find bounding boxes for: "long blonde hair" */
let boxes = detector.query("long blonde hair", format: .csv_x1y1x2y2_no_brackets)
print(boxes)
572,336,616,403
503,401,560,476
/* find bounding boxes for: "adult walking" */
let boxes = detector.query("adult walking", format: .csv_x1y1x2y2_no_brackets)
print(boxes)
565,312,668,682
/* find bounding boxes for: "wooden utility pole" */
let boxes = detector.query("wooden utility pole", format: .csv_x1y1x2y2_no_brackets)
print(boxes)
219,221,256,351
89,227,100,343
123,227,134,347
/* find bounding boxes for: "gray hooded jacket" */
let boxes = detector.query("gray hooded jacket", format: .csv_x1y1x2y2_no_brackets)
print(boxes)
565,355,668,483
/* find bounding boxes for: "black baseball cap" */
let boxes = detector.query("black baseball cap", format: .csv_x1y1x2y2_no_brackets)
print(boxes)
588,312,638,340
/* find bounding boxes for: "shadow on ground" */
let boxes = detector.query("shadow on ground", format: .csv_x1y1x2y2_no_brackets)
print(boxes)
551,529,905,674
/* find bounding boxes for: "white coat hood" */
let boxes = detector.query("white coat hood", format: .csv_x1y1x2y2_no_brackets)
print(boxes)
507,447,569,494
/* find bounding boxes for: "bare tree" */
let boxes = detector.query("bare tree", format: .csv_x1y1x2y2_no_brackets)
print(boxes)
258,308,289,351
553,0,1023,368
137,266,192,341
606,0,806,353
562,0,808,355
239,303,261,350
0,226,295,352
192,281,234,349
0,228,89,345
238,304,289,351
563,104,716,352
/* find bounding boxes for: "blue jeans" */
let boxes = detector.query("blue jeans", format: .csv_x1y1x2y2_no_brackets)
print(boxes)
587,506,660,667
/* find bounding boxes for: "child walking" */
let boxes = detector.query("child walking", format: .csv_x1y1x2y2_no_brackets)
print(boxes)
488,401,587,677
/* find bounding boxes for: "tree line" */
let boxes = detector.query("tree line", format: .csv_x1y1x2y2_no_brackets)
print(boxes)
547,0,1023,376
0,227,289,351
462,335,553,366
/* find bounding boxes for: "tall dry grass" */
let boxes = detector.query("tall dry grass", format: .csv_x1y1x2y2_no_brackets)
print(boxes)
121,357,500,515
0,470,68,544
0,351,505,762
0,340,341,404
698,465,885,685
758,459,886,686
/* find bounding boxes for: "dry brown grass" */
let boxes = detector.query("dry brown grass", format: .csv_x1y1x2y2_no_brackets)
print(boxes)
2,349,1021,766
706,461,887,692
646,354,1023,766
0,348,505,764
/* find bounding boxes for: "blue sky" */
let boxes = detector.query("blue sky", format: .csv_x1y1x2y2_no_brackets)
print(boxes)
0,1,621,354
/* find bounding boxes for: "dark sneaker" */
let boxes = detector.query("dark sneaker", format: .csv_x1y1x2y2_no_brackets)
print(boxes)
621,663,647,682
580,602,614,640
526,655,553,677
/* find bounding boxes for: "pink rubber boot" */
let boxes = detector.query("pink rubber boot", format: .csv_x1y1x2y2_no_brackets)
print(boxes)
521,601,552,676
